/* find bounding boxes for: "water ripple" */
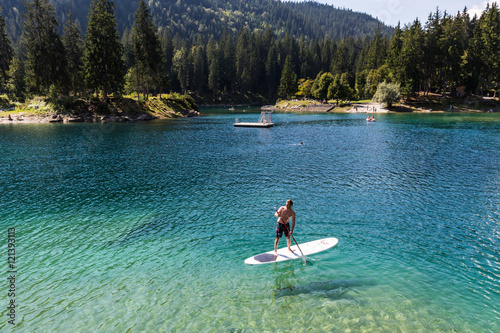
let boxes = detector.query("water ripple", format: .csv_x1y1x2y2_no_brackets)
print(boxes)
1,113,499,331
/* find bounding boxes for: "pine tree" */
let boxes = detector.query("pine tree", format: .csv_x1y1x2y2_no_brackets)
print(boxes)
441,11,469,92
319,39,332,73
219,30,235,94
308,39,322,76
62,14,84,95
331,38,350,76
132,0,163,98
121,28,135,70
278,55,297,99
206,36,220,100
365,24,387,71
6,56,25,100
479,2,500,96
386,22,404,82
0,7,13,91
192,35,207,96
400,20,424,97
298,35,311,79
253,29,271,96
422,8,445,94
235,28,255,92
281,32,299,74
84,0,124,100
364,69,375,97
173,41,191,93
265,42,280,101
355,70,368,99
158,27,173,95
159,28,174,77
462,14,484,94
22,0,67,94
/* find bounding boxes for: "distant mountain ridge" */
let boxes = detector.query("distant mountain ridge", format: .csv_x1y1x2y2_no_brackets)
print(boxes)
1,0,393,43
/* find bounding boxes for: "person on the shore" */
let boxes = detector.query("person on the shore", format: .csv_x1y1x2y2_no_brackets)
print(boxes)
274,199,296,254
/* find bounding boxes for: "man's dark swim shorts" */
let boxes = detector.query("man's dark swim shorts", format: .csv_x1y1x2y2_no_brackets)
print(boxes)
276,222,290,238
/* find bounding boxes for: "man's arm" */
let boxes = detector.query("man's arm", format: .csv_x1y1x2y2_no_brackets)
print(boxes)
275,207,282,219
291,211,296,233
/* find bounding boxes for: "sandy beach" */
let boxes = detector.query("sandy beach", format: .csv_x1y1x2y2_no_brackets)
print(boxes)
347,102,391,113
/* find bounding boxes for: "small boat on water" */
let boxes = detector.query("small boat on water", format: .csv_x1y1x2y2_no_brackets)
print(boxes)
234,109,274,128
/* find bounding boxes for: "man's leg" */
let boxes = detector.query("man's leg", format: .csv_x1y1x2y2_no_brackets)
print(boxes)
274,237,280,253
286,236,293,252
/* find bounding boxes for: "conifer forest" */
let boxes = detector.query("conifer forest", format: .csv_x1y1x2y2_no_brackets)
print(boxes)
0,0,499,103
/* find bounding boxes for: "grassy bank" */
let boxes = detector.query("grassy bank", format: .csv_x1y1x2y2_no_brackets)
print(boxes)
275,94,500,113
274,99,370,112
397,93,500,112
0,93,199,122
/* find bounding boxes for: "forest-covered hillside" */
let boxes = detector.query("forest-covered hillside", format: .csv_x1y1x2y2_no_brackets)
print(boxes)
2,0,498,108
0,0,393,44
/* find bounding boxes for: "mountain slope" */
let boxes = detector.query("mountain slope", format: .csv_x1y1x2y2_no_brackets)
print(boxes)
1,0,393,43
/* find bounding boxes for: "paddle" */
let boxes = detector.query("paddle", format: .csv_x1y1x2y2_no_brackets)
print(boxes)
274,207,307,264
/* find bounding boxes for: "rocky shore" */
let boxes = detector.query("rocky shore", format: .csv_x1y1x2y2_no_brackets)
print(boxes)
0,109,200,124
0,96,201,124
0,113,156,124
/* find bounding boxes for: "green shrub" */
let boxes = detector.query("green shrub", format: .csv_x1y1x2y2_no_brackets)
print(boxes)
373,82,401,107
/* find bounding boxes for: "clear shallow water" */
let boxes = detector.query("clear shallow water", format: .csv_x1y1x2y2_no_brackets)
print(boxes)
0,110,499,332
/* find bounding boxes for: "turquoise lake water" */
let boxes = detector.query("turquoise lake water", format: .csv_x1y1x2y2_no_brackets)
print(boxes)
1,109,499,332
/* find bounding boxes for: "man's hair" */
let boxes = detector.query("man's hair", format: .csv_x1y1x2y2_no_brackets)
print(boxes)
287,199,293,206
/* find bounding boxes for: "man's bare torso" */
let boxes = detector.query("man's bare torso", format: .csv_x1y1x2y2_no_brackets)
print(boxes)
277,206,294,224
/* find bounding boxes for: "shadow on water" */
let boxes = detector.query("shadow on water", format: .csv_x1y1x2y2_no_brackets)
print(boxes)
107,213,175,246
273,275,377,300
271,261,297,300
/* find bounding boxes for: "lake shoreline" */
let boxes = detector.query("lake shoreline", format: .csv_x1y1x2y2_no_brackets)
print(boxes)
275,102,500,114
0,95,200,124
0,109,201,124
274,95,500,114
3,98,499,124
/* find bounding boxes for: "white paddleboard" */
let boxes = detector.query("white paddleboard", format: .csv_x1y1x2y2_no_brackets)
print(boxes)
244,237,338,265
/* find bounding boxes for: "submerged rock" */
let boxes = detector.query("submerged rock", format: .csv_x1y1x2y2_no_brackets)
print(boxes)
186,110,200,117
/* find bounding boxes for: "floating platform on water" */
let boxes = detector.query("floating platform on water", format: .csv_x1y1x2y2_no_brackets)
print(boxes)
234,109,274,128
233,122,274,127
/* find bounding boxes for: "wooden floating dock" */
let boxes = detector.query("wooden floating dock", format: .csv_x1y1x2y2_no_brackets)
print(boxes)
233,121,274,128
234,108,274,127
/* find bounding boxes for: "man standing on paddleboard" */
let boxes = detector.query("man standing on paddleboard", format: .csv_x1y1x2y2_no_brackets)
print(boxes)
274,199,296,254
